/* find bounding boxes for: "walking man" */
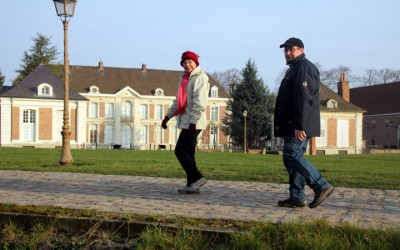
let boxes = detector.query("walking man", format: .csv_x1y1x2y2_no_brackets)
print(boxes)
274,37,334,208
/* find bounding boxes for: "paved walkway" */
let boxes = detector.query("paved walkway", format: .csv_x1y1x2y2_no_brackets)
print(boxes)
0,170,399,229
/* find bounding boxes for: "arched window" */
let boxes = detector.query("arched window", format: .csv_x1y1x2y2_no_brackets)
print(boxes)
38,83,53,96
326,99,337,109
89,85,100,94
211,86,219,98
155,88,164,96
123,101,133,119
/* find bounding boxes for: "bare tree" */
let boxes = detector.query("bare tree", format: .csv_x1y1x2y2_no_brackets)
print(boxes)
360,68,400,86
210,68,242,93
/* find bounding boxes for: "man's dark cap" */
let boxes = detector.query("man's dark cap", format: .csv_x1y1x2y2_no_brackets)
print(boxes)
279,37,304,48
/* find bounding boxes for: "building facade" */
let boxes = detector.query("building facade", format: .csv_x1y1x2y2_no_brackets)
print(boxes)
0,63,229,150
350,81,400,149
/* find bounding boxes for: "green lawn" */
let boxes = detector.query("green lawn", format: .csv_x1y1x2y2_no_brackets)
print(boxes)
1,147,399,190
1,147,400,248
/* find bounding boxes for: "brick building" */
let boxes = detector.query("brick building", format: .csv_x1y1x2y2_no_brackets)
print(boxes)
350,81,400,149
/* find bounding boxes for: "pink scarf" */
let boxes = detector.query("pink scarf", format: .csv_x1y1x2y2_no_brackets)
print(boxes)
173,73,190,116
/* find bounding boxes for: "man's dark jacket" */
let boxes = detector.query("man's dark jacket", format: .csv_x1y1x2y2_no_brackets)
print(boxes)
274,53,321,137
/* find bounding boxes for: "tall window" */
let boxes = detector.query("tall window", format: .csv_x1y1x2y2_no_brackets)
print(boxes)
316,119,327,147
155,105,163,120
89,103,98,118
89,124,98,144
210,126,219,148
141,104,148,119
123,101,132,119
211,86,218,98
105,103,114,118
170,125,177,144
140,125,148,144
104,124,114,144
211,107,219,121
23,110,36,141
337,120,349,147
155,125,163,144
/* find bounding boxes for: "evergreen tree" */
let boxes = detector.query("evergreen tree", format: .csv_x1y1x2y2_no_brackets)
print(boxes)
222,59,275,149
0,69,5,86
14,33,59,85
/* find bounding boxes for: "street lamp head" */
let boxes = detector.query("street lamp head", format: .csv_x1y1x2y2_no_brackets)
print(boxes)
53,0,77,21
243,110,248,117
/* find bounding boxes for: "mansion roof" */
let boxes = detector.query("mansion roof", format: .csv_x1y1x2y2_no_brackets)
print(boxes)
350,81,400,115
0,65,87,101
319,83,365,113
55,63,229,98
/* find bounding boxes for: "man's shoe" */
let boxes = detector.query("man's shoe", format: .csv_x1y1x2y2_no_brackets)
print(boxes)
278,198,307,208
178,185,200,194
309,186,334,208
187,178,207,192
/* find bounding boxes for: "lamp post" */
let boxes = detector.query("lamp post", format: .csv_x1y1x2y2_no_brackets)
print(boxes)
53,0,77,165
243,110,248,153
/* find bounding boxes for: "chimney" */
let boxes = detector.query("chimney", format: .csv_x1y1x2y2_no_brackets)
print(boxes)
141,64,147,73
337,72,350,102
98,60,104,71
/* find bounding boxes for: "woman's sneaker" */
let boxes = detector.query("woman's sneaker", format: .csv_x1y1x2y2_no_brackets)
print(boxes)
188,178,207,192
178,185,200,194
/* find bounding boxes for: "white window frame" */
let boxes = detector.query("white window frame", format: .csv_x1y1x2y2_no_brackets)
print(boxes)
140,125,148,144
38,83,53,97
211,86,218,98
155,105,163,120
155,125,163,144
22,109,36,142
90,85,99,94
123,101,133,119
104,124,114,144
141,104,149,119
170,125,178,144
316,119,327,147
89,124,98,144
89,103,98,118
105,103,114,118
337,119,349,147
211,106,219,121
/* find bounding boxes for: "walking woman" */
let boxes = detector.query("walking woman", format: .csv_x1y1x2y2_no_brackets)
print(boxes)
162,51,210,194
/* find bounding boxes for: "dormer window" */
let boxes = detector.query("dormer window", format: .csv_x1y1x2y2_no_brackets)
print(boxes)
38,83,53,97
211,86,219,98
155,88,164,96
90,85,100,94
326,99,337,109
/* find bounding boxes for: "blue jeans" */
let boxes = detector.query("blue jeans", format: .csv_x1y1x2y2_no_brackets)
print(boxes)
283,137,330,201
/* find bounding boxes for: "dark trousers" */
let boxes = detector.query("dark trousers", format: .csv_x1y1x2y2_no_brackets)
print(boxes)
174,129,203,186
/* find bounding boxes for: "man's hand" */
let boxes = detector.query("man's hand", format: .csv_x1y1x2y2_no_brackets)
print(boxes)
161,116,170,129
189,123,196,135
295,129,307,141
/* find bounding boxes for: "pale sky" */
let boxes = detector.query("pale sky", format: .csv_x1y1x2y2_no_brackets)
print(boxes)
1,0,399,91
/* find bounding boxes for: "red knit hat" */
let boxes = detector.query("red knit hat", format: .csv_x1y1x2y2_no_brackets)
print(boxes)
180,51,199,66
